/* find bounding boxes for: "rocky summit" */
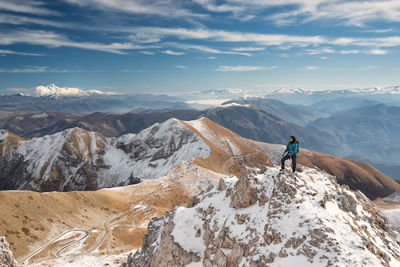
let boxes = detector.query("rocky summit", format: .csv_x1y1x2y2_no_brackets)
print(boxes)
123,166,400,267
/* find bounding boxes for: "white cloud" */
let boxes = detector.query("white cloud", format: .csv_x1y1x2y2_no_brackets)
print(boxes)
0,66,79,73
0,30,146,54
0,49,44,56
164,42,251,56
174,65,188,69
139,51,155,55
366,49,388,55
0,13,69,28
129,26,400,52
231,46,265,51
132,27,327,48
215,65,275,72
304,47,335,55
340,49,360,54
305,66,319,70
0,0,59,16
63,0,206,19
208,56,216,59
162,50,185,55
362,28,394,33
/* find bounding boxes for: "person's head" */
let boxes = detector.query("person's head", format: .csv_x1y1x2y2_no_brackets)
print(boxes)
290,136,296,143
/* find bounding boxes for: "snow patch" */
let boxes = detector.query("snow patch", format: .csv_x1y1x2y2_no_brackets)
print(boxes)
0,130,9,142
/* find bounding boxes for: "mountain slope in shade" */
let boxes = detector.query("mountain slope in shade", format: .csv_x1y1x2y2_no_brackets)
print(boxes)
204,104,335,153
0,119,210,191
0,109,202,138
222,96,327,126
125,167,400,266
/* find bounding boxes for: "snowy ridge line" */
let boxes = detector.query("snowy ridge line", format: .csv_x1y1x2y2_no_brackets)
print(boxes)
0,118,211,191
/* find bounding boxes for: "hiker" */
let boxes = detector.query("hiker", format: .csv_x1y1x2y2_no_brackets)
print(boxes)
280,136,299,173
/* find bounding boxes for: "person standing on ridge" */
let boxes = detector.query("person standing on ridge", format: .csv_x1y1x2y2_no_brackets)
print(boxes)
280,136,299,173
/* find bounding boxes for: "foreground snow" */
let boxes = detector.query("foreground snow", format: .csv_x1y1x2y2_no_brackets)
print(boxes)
127,166,400,266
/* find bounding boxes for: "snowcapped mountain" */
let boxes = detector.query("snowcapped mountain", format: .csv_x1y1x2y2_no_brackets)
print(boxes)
0,119,210,191
266,85,400,105
35,84,121,98
270,86,400,96
271,88,310,95
125,166,400,266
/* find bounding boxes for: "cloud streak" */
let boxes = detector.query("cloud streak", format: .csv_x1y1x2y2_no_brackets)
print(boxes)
0,30,147,54
215,65,277,72
0,66,80,73
0,0,59,16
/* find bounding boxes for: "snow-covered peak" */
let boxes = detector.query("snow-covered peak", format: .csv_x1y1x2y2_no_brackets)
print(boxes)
217,102,251,108
127,166,400,266
1,119,211,191
271,88,310,95
35,84,121,98
240,95,266,100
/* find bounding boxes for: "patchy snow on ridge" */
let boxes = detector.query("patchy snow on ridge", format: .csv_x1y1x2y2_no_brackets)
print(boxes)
128,166,400,266
1,119,211,191
103,118,211,186
218,103,251,108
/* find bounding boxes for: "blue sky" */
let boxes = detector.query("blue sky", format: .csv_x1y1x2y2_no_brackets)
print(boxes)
1,0,400,95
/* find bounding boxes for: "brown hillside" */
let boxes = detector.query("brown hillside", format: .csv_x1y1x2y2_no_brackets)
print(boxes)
181,118,272,177
0,162,224,265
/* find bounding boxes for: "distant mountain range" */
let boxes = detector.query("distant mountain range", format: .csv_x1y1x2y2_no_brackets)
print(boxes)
266,86,400,106
222,96,328,126
0,84,189,113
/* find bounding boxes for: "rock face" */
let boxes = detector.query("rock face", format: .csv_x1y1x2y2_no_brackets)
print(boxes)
0,236,18,267
124,166,400,266
0,118,210,191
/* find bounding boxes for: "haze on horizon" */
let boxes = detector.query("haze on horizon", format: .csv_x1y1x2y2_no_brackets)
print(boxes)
1,0,400,94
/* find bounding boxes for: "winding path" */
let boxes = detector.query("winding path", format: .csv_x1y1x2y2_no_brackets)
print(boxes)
21,229,89,265
21,184,164,266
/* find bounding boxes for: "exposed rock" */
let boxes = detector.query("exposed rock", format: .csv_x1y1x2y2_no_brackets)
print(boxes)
230,168,258,209
0,236,18,267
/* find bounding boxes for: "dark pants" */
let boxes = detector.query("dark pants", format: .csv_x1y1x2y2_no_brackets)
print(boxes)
281,154,296,172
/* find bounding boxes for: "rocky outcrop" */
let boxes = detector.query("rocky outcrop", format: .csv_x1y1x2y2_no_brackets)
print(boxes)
0,236,18,267
124,166,400,266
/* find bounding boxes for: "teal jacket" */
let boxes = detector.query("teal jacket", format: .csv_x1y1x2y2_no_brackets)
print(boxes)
286,141,299,156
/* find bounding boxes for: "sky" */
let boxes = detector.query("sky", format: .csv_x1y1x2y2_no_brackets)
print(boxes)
1,0,400,95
